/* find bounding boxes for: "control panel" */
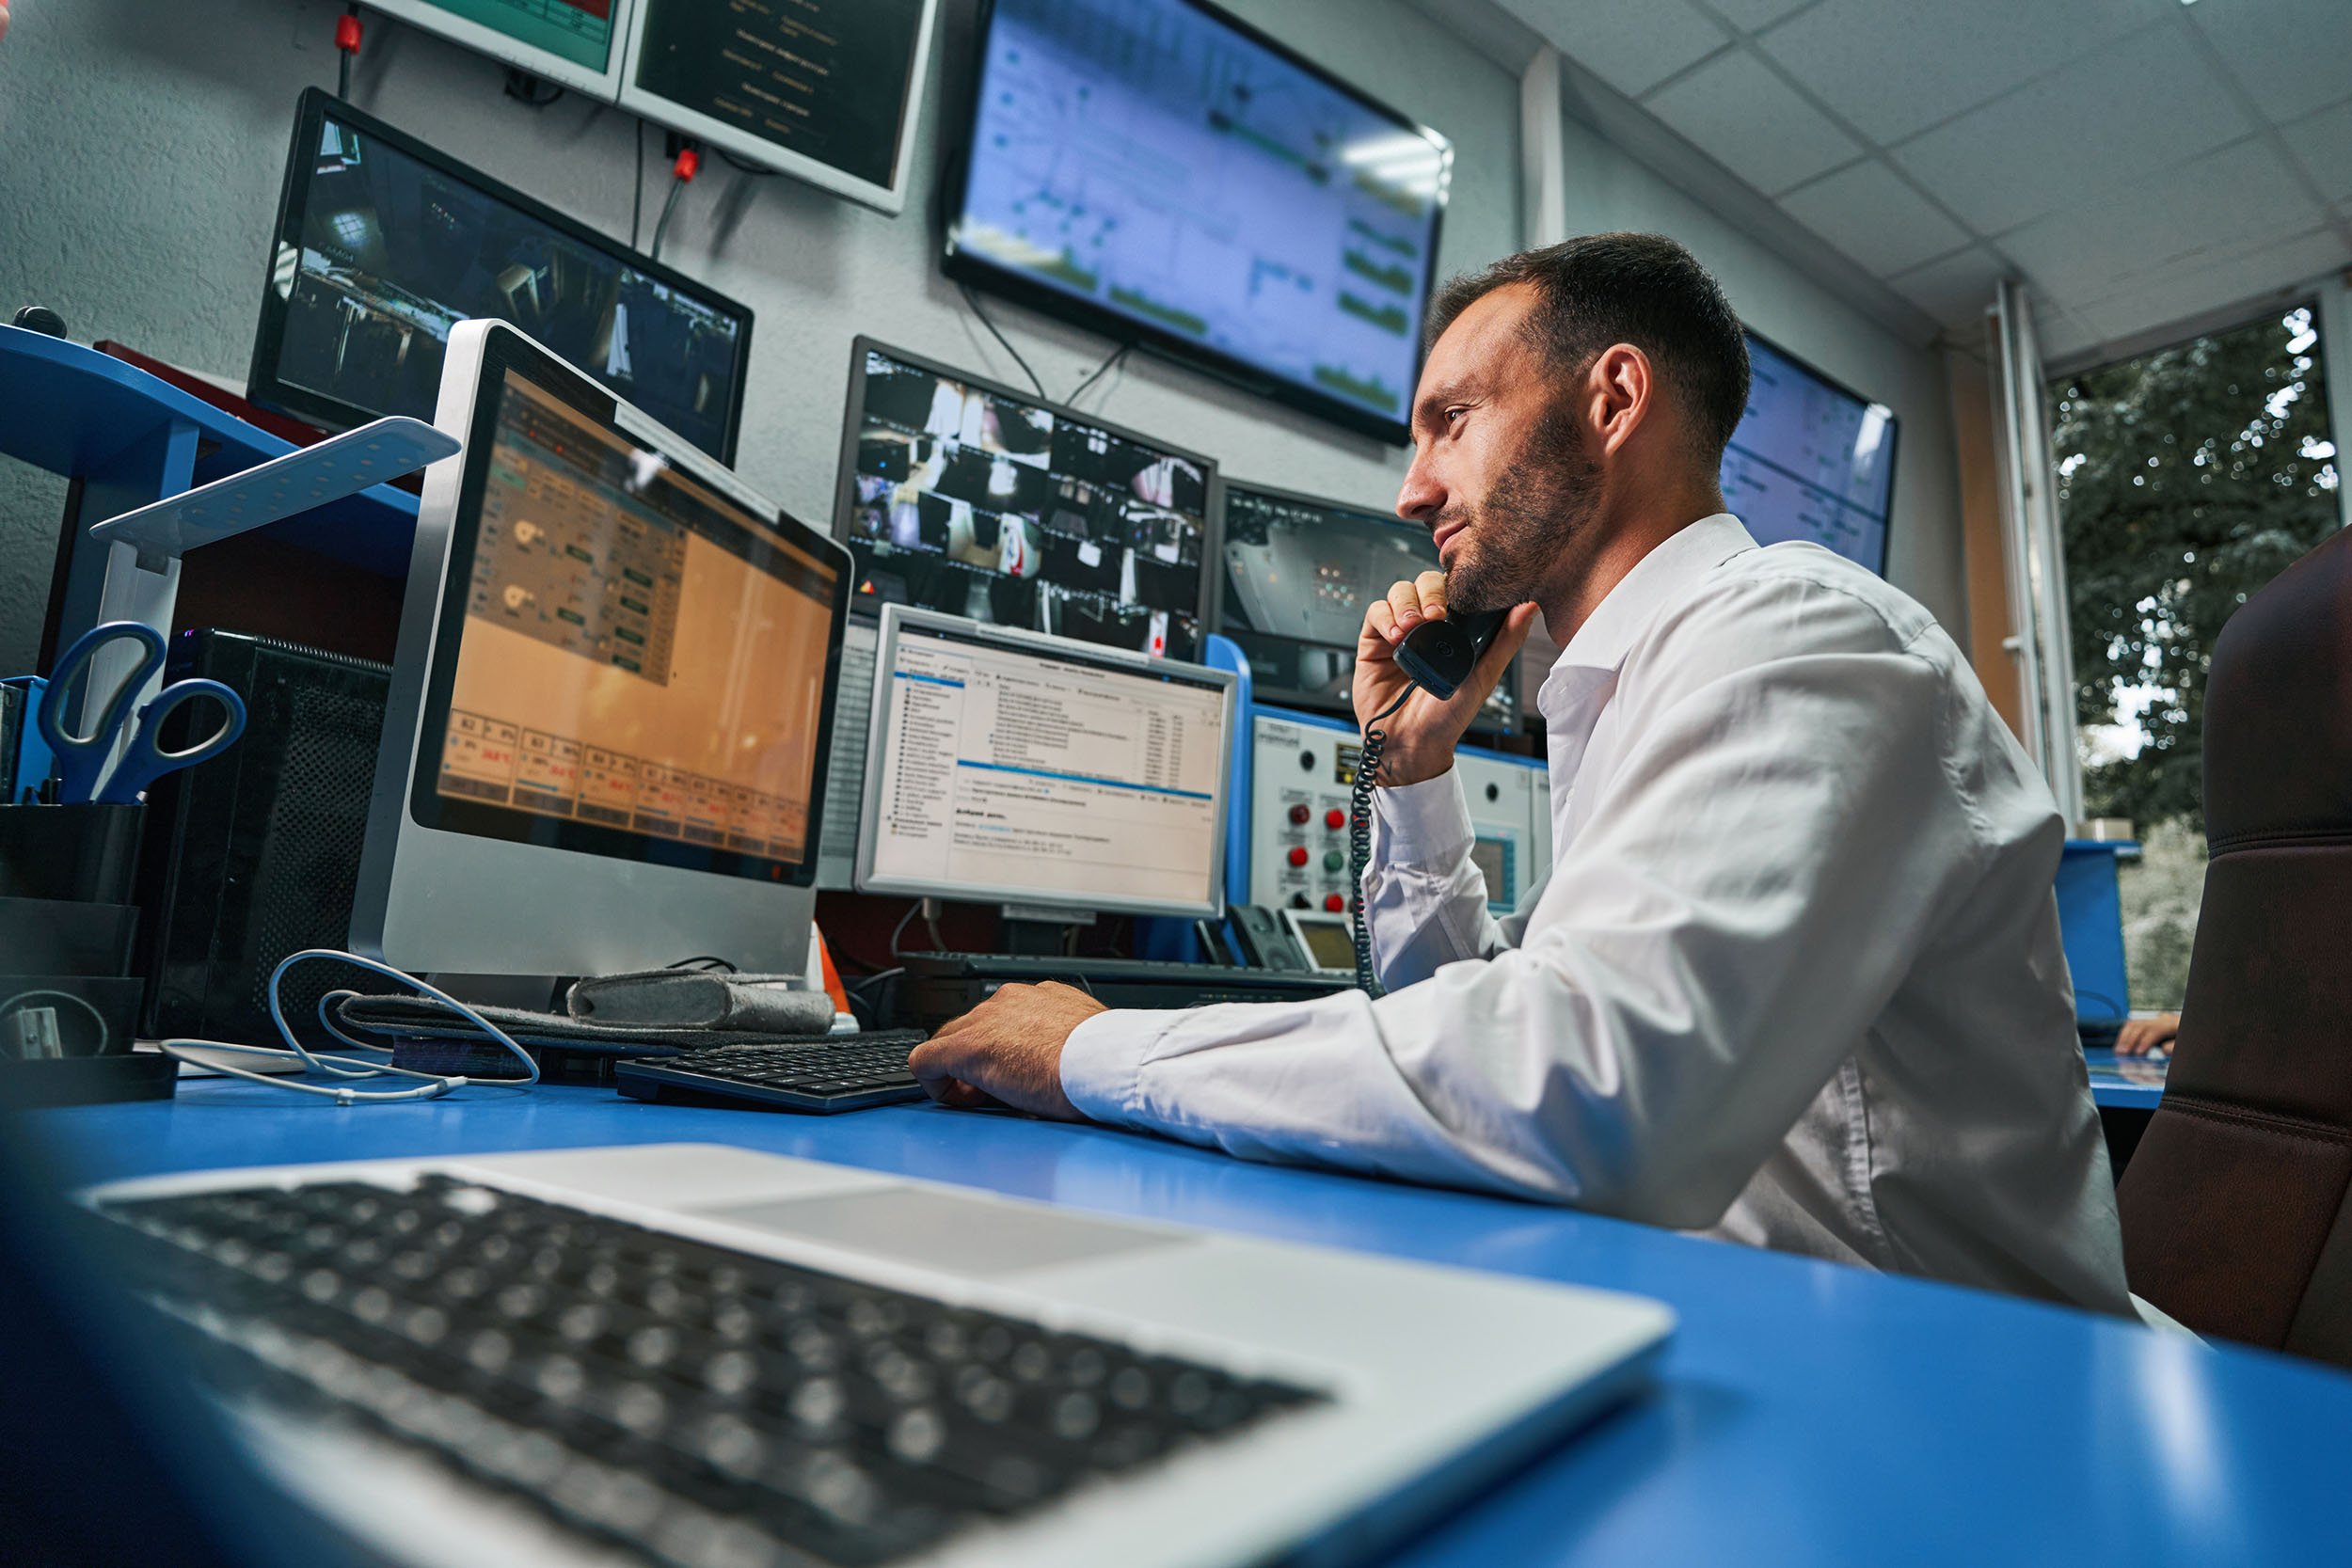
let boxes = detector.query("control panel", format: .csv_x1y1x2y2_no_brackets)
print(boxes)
1248,709,1550,916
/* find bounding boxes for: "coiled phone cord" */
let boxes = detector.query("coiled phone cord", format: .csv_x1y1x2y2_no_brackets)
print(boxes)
1348,690,1413,996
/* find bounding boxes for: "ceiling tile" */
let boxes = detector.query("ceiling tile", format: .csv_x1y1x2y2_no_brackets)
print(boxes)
1891,25,2249,238
2188,0,2352,126
1645,49,1864,196
1756,0,2169,145
1778,160,1972,276
1997,138,2323,309
2280,100,2352,204
2071,229,2351,347
1887,245,2007,329
1500,0,1729,100
1705,0,1820,31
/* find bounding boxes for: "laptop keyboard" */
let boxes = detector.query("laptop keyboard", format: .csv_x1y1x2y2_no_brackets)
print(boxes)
93,1176,1323,1567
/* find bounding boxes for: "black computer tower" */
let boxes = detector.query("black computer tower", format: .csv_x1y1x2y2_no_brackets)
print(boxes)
137,631,390,1045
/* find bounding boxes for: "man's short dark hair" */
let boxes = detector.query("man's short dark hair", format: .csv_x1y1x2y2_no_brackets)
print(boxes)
1426,233,1752,459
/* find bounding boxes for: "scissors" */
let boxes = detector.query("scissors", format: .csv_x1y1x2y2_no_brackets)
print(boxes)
37,622,246,805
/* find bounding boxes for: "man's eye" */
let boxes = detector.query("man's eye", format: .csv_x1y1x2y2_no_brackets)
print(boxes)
1443,406,1468,427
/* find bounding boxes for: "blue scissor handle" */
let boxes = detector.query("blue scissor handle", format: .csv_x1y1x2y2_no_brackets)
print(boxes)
93,678,247,805
37,621,166,804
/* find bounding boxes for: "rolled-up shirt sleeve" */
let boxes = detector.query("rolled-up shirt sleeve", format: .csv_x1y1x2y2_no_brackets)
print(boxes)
1059,578,1988,1229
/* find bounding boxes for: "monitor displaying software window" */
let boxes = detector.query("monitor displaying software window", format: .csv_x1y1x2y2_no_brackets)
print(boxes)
1720,332,1899,575
355,320,850,979
855,608,1235,921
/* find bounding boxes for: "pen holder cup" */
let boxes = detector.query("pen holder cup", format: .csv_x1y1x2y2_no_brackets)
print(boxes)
0,802,145,904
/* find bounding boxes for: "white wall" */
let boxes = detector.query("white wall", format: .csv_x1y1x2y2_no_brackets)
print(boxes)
0,0,1522,673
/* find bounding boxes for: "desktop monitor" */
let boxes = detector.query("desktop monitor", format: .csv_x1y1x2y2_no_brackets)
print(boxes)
353,319,850,978
1721,331,1899,575
1216,480,1518,736
944,0,1452,444
363,0,630,99
855,606,1237,921
834,338,1219,661
618,0,942,215
250,89,754,465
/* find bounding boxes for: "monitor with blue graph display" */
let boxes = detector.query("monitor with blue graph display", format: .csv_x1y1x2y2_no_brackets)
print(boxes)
1721,332,1899,575
944,0,1452,445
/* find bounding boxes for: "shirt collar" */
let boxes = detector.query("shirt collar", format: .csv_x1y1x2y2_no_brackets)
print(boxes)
1537,513,1756,725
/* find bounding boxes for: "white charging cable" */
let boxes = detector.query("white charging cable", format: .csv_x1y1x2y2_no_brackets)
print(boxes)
158,949,538,1105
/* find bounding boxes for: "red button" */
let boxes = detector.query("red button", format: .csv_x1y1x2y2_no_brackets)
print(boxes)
1324,894,1346,912
1288,804,1311,826
1287,847,1310,867
1325,808,1346,831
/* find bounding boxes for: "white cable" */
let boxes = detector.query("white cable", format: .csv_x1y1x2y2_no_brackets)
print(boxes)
159,949,538,1106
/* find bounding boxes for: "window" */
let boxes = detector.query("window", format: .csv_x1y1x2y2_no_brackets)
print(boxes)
2049,306,2339,1008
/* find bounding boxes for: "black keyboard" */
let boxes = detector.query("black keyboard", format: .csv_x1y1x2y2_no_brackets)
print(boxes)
615,1032,930,1113
92,1177,1322,1567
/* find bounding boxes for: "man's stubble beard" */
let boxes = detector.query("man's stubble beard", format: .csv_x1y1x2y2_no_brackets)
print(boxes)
1439,404,1602,616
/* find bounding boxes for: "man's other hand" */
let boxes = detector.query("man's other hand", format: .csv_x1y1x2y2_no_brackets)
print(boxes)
909,981,1105,1118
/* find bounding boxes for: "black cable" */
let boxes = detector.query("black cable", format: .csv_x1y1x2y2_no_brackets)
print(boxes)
501,67,564,107
630,119,645,251
1068,341,1131,407
717,148,771,175
1348,689,1413,995
650,175,687,261
959,283,1046,399
338,4,357,98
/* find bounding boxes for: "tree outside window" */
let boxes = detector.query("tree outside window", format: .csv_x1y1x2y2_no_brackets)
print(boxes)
2049,307,2339,1009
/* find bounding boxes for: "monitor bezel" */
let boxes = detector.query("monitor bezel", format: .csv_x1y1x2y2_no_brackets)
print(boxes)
616,0,942,216
854,604,1237,921
405,322,850,888
247,88,755,466
1213,477,1518,736
938,0,1452,448
361,0,635,100
1735,326,1902,578
829,334,1226,650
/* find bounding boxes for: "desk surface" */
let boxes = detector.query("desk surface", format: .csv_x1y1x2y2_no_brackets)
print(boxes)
37,1079,2347,1566
2085,1047,2170,1111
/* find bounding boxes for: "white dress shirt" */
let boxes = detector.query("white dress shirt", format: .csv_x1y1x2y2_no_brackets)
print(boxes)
1062,514,2132,1312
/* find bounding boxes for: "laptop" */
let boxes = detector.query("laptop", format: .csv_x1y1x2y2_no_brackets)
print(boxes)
70,1143,1674,1567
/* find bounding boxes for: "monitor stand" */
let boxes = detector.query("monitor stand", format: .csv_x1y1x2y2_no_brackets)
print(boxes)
421,971,567,1014
997,904,1097,958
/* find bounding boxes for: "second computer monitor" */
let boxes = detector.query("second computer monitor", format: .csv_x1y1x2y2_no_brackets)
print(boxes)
855,607,1236,921
833,338,1217,661
1217,481,1518,735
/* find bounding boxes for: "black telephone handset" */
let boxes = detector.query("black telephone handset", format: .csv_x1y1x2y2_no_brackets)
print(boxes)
1347,604,1513,993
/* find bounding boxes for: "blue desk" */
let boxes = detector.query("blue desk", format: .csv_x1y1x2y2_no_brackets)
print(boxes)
2086,1047,2169,1112
35,1079,2349,1564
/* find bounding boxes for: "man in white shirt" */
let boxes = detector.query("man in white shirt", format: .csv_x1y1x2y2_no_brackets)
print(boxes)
910,233,2131,1313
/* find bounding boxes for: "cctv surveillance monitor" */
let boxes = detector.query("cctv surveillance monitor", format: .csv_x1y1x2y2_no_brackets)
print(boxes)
1216,480,1518,736
856,606,1237,921
1721,331,1899,575
354,320,850,978
251,89,753,465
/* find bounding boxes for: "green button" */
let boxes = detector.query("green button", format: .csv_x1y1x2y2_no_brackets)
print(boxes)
1324,849,1345,872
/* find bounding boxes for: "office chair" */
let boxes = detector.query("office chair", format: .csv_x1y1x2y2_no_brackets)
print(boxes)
2115,525,2352,1365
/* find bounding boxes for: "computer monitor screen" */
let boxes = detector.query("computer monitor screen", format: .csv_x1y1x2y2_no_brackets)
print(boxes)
834,339,1217,661
618,0,940,214
856,607,1235,920
251,89,753,464
363,0,626,97
944,0,1451,444
1216,481,1517,735
1721,333,1899,575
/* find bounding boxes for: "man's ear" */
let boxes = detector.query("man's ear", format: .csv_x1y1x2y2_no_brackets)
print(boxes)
1589,344,1654,456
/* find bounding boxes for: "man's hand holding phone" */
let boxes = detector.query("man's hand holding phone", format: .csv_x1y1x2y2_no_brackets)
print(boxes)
1354,571,1535,787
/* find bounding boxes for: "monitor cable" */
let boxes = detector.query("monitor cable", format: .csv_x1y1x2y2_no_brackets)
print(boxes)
157,950,537,1105
1068,341,1132,407
630,119,646,251
650,142,701,261
335,5,361,99
1347,690,1411,996
958,284,1047,400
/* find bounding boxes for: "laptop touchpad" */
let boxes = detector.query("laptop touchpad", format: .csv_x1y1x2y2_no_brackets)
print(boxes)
700,1187,1190,1277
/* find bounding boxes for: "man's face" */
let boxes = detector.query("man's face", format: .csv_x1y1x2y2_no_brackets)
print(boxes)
1395,284,1600,614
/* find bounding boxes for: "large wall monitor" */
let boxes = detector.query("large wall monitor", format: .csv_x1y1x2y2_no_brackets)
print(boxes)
856,606,1237,921
250,90,753,464
619,0,940,215
1217,481,1517,736
364,0,630,99
834,338,1218,660
1721,332,1899,575
354,320,850,978
945,0,1452,444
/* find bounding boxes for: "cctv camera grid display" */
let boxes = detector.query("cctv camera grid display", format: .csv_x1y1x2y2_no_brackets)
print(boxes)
842,349,1210,659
